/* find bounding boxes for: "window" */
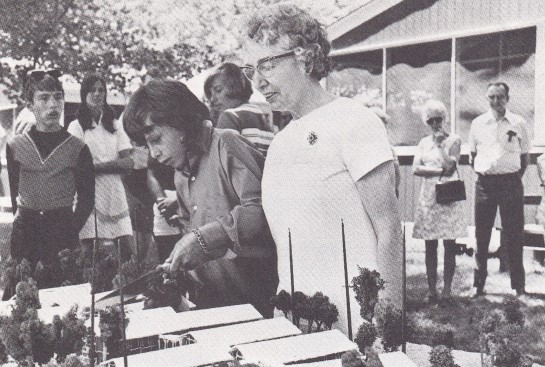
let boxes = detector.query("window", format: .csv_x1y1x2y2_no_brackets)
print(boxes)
386,40,451,146
456,27,536,142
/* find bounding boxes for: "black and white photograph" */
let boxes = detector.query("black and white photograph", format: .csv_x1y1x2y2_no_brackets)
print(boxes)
0,0,544,366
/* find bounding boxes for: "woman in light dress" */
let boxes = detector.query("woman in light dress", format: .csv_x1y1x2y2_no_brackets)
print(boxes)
67,74,134,262
412,100,467,303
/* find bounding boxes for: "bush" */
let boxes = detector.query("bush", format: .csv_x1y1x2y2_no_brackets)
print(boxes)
430,324,455,348
352,267,385,322
354,322,377,353
503,295,525,328
429,345,458,367
374,299,403,352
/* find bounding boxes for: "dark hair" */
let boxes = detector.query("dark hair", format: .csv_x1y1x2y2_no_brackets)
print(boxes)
487,82,510,97
78,74,116,133
204,62,253,103
25,75,64,102
123,80,210,151
244,3,331,80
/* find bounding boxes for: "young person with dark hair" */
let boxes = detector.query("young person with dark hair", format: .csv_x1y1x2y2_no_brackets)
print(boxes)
204,62,275,156
67,74,134,263
123,79,278,317
4,70,95,299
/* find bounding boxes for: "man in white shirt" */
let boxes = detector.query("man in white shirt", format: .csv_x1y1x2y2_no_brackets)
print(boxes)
469,82,530,297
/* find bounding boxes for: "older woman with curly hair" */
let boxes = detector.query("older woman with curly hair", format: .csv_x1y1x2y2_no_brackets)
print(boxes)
241,3,403,333
412,100,467,303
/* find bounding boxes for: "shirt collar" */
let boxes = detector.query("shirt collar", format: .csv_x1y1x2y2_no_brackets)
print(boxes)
485,109,516,124
181,120,214,176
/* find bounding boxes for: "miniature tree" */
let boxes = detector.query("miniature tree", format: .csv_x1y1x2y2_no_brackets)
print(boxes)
16,258,33,282
51,306,87,363
430,324,455,348
291,291,308,328
0,279,57,365
374,299,403,352
2,257,18,299
112,255,142,289
0,338,8,365
271,290,291,318
315,297,339,331
354,321,377,353
429,345,459,367
58,248,84,286
503,295,525,328
304,292,331,332
99,305,129,359
352,267,385,322
143,270,186,311
478,307,529,367
341,350,365,367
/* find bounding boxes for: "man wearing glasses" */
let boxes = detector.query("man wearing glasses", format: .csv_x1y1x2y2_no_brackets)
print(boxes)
4,70,95,299
469,82,530,297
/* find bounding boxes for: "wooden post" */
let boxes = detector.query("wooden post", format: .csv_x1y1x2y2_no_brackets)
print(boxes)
341,219,353,340
402,222,407,353
289,228,294,298
117,238,128,367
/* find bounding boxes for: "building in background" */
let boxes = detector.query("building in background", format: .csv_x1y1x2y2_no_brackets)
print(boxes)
326,0,545,223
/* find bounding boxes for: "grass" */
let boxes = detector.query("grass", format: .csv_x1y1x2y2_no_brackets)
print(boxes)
405,224,545,364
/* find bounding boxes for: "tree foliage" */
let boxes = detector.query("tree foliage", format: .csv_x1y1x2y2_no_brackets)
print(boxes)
0,0,221,105
373,299,403,353
271,289,291,317
99,305,129,359
351,267,385,322
429,345,459,367
354,321,377,353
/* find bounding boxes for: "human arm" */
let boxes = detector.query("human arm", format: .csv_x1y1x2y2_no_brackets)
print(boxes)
93,148,133,173
355,160,403,305
519,120,530,177
161,133,272,273
73,145,95,232
147,165,178,219
6,143,19,214
412,138,443,177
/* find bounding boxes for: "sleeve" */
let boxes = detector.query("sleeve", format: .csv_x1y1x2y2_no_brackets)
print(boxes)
468,118,477,153
73,145,95,232
198,132,273,258
339,106,393,182
115,119,133,152
216,110,242,132
6,143,20,215
518,118,530,154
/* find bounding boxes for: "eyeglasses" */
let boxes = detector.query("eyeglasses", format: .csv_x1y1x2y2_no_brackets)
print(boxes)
426,116,443,125
241,50,295,81
27,69,62,81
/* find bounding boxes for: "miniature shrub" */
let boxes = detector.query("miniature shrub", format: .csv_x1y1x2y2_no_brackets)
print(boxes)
354,321,377,353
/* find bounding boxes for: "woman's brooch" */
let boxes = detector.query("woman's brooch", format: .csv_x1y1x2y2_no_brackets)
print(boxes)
307,131,318,145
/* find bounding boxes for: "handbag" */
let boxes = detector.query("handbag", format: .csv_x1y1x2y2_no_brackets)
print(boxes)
435,166,466,204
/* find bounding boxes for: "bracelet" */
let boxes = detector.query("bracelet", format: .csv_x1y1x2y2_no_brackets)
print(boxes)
192,228,211,257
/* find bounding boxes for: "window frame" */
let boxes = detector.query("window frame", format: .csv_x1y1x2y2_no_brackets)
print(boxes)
328,21,545,149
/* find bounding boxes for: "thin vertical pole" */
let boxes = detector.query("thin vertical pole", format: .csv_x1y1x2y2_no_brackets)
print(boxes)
117,238,128,367
89,209,98,366
288,228,294,297
402,222,407,353
341,219,353,340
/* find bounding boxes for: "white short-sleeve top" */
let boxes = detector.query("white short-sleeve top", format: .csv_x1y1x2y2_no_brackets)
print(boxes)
262,97,394,333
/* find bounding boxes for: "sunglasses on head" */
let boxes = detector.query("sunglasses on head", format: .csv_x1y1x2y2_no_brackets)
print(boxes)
27,69,62,81
426,116,443,125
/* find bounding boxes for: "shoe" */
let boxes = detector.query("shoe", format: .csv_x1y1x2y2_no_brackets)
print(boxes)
472,288,486,298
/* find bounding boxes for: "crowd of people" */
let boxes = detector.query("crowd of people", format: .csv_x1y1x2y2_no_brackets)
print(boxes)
0,3,536,332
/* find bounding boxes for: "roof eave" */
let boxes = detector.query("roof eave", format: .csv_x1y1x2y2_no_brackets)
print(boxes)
327,0,407,41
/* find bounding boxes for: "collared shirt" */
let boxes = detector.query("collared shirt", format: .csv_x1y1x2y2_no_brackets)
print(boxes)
174,122,277,312
468,110,530,174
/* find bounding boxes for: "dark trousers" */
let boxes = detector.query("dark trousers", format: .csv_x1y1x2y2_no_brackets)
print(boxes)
474,173,525,290
4,206,78,299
